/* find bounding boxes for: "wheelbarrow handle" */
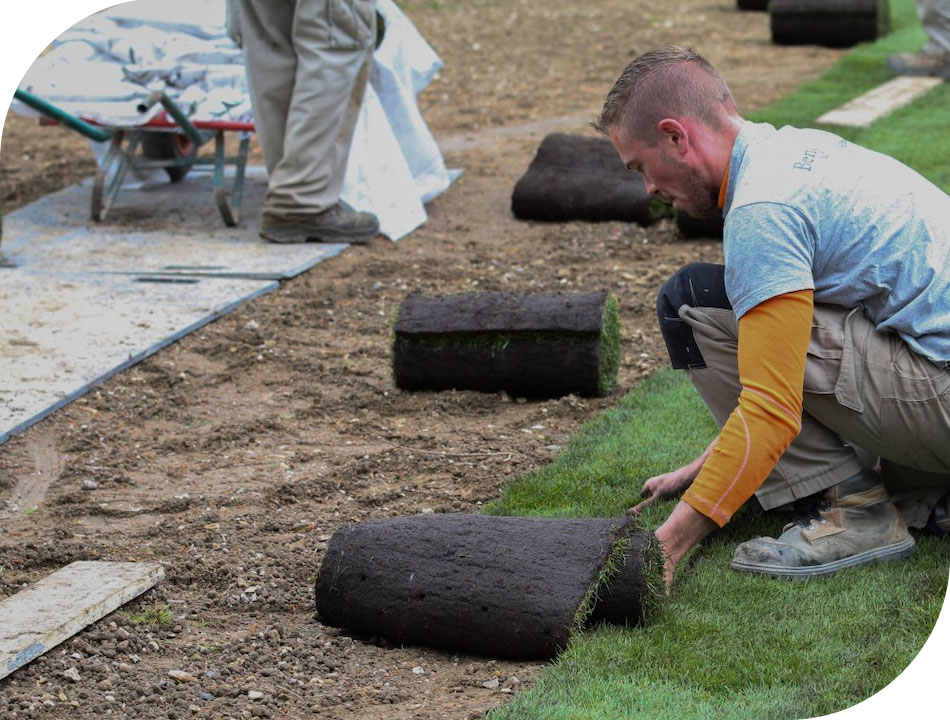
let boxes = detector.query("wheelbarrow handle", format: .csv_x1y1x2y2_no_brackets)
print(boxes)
13,88,113,143
136,91,208,148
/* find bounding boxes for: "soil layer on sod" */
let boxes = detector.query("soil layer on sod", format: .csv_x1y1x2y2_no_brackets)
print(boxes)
675,210,725,240
314,514,660,660
511,133,659,224
392,290,620,397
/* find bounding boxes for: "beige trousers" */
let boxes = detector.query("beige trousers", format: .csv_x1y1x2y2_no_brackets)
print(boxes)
681,302,950,527
918,0,950,55
228,0,376,216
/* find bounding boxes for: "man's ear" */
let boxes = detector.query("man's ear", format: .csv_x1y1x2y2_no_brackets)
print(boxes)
657,118,689,155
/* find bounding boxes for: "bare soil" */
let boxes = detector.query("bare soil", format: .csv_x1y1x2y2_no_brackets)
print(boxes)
0,2,844,719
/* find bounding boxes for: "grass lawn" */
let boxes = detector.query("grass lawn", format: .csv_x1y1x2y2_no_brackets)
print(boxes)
486,1,950,717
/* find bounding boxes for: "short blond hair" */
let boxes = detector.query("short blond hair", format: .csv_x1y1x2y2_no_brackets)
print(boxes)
592,46,737,145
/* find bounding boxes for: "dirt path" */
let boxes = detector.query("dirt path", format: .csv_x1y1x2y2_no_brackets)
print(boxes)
0,2,845,718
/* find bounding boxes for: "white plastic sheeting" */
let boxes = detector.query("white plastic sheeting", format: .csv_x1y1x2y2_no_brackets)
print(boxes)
14,0,455,240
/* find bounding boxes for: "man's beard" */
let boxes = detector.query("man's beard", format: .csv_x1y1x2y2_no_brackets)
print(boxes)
662,153,721,218
679,182,721,218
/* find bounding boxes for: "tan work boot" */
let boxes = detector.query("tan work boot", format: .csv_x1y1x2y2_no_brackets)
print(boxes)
886,50,950,79
260,203,379,245
731,470,915,579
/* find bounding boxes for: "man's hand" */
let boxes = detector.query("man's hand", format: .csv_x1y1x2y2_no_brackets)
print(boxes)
628,468,695,514
627,440,716,515
654,500,718,592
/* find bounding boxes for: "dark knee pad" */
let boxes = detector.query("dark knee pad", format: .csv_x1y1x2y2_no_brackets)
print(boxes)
656,263,731,369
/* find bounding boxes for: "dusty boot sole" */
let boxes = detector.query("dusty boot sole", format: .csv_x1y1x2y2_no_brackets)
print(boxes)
259,228,375,245
730,535,916,579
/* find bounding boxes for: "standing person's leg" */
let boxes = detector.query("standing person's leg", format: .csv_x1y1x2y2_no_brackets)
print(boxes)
919,0,950,55
260,0,379,244
229,0,297,175
887,0,950,77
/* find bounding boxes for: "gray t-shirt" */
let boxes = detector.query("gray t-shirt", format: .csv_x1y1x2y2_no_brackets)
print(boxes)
723,121,950,364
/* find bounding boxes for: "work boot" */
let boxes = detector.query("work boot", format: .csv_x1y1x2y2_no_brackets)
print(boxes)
886,50,950,79
260,203,379,245
923,491,950,537
731,470,915,579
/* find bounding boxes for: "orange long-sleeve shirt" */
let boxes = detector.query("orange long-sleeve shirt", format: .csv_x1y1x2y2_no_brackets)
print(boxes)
682,289,814,526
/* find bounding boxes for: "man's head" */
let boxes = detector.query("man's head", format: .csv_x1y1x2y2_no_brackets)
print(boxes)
593,46,741,218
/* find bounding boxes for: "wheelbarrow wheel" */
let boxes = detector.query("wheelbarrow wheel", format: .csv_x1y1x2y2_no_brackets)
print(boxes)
141,132,196,182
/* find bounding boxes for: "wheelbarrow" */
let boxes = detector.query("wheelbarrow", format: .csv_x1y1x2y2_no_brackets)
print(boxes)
13,88,253,227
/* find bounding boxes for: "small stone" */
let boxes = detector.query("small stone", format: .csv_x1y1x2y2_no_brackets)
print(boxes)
481,678,499,689
200,692,213,701
82,480,99,490
411,667,424,675
63,668,81,683
247,690,264,701
168,670,195,683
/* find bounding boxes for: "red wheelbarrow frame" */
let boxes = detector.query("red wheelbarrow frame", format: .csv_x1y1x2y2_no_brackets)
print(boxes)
15,88,254,227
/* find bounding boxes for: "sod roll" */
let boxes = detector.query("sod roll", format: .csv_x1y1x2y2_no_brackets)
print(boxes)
511,133,661,224
675,210,725,240
392,290,621,398
770,0,883,47
314,514,662,659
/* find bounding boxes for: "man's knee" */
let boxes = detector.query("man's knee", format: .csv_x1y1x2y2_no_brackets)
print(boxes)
656,263,731,369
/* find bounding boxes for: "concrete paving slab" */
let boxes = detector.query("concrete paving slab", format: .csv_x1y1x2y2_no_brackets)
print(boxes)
0,561,164,680
817,75,943,128
2,166,349,280
0,269,277,444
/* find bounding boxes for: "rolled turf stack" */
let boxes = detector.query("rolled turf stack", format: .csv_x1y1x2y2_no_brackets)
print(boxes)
314,514,663,660
511,133,665,224
392,290,621,398
770,0,886,47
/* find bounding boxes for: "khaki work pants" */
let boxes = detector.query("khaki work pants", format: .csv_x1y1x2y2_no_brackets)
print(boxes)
227,0,376,215
919,0,950,55
680,302,950,527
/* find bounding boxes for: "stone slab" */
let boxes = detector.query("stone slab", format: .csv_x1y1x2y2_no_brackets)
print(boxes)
1,166,349,280
0,561,165,680
0,269,277,444
817,75,943,128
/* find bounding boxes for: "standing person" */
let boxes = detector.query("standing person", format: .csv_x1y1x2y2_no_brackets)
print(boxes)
592,46,950,589
888,0,950,77
227,0,380,244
